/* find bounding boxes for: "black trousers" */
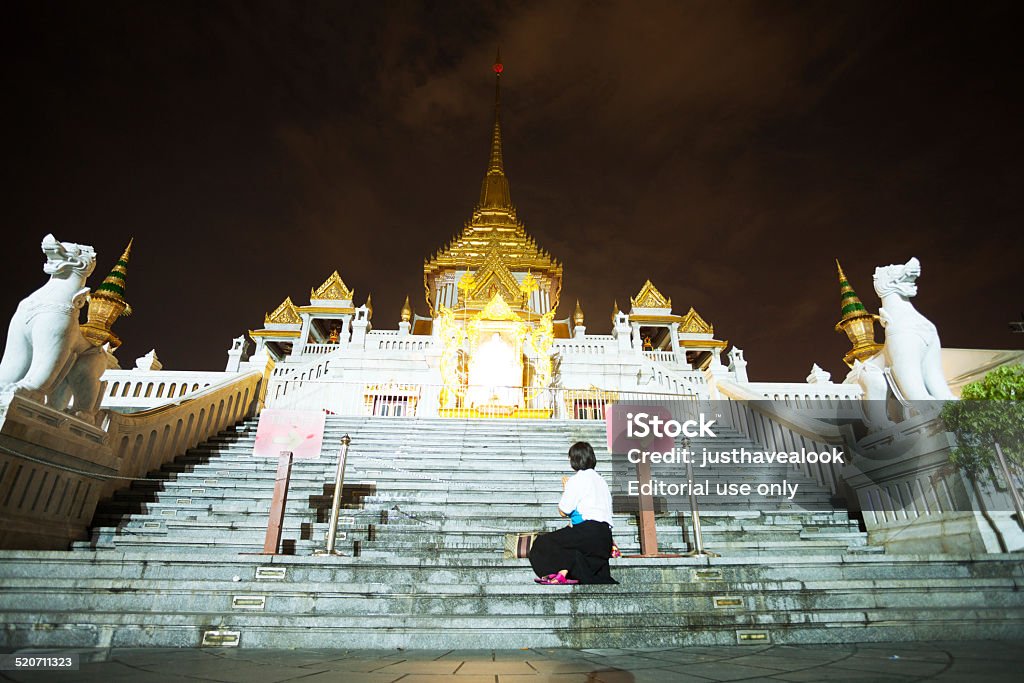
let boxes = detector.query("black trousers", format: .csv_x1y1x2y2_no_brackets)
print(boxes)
528,520,617,584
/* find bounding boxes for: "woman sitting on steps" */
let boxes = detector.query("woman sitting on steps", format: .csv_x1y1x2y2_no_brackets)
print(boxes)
528,441,618,585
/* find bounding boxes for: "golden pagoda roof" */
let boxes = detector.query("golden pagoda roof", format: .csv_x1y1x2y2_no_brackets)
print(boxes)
630,280,672,309
264,297,302,326
311,271,354,302
424,58,562,313
678,307,713,335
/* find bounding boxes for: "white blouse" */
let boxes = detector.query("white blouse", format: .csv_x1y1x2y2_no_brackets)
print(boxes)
558,468,614,527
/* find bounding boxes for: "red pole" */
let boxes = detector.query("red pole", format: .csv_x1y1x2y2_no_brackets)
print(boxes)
262,451,293,554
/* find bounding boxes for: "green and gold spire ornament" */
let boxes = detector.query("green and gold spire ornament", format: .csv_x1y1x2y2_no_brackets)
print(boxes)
81,239,133,349
834,259,882,366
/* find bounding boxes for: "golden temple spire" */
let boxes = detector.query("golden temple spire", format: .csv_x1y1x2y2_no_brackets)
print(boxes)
82,238,134,348
836,259,869,324
478,49,512,211
834,259,882,366
401,295,412,323
574,299,585,327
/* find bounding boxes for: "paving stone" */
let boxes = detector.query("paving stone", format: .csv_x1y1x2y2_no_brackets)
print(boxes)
376,660,462,675
525,659,609,674
498,675,595,683
770,667,910,682
401,677,496,683
593,668,716,683
286,673,401,683
664,661,791,681
457,661,537,674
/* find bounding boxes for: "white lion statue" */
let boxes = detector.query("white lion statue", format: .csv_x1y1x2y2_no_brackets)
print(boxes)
849,257,955,425
0,234,102,416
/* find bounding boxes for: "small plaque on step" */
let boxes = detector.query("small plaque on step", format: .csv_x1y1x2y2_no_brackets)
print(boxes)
692,569,723,582
190,488,205,494
204,479,218,485
142,522,161,529
712,595,743,609
736,629,770,644
339,516,355,526
201,630,240,647
231,595,266,610
160,509,176,517
804,527,819,533
255,566,286,580
176,498,191,505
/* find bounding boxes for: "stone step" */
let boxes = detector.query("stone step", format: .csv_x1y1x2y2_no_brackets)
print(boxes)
3,578,1019,618
27,414,1011,650
2,606,1022,649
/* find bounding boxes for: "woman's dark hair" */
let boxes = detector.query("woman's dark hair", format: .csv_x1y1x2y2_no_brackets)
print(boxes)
568,441,597,471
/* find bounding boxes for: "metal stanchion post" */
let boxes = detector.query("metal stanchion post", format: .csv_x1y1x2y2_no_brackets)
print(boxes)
682,437,719,558
315,434,351,556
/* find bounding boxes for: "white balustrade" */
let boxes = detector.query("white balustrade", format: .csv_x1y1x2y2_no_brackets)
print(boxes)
741,381,863,408
643,350,677,364
265,378,695,421
101,370,241,411
301,343,339,356
552,340,612,356
375,338,434,352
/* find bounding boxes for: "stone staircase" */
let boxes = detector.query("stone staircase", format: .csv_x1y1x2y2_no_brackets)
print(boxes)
0,416,1022,649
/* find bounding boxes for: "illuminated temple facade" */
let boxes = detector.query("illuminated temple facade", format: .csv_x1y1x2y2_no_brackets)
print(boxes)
212,62,861,419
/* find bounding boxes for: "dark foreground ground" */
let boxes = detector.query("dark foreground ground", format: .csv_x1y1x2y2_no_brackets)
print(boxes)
2,641,1022,682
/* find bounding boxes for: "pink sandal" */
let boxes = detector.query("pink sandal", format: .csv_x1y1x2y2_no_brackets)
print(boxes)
540,573,578,585
611,544,622,559
534,574,557,584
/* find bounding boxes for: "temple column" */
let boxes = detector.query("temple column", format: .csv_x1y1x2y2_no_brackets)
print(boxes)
295,314,313,356
669,325,681,355
339,314,353,347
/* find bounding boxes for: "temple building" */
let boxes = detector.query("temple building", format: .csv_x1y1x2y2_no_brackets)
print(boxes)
241,58,757,420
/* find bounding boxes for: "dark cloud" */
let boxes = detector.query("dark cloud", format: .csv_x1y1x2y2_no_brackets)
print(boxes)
2,0,1021,379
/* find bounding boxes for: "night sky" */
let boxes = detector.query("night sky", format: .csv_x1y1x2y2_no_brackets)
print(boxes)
3,0,1022,382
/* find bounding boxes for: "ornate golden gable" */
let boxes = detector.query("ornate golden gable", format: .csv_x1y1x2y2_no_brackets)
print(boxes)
311,271,354,301
678,307,713,335
265,297,302,325
478,292,522,322
468,246,524,307
631,280,671,309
